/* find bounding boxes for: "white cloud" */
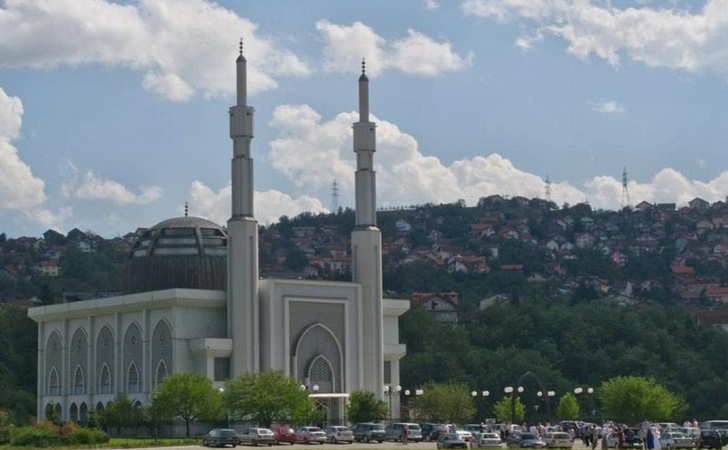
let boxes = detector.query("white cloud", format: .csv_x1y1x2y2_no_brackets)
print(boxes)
316,20,473,77
423,0,440,10
0,87,69,229
462,0,728,76
590,99,625,114
266,102,728,213
71,172,162,205
0,0,310,101
188,180,326,226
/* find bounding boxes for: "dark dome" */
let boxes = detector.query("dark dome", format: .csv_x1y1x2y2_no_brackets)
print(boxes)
124,216,227,294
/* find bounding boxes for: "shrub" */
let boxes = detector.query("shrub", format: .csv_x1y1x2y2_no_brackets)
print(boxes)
9,426,62,447
63,427,94,444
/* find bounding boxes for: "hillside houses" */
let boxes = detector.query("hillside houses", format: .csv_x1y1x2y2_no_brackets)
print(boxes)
5,195,728,315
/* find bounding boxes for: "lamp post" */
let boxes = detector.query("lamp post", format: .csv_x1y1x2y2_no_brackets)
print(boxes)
547,391,555,423
504,386,515,424
574,387,583,420
219,387,230,428
384,385,401,422
472,390,490,423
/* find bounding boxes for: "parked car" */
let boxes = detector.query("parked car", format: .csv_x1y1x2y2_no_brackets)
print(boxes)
506,432,547,448
203,428,240,448
271,425,297,445
350,422,385,443
471,432,504,448
660,431,695,450
543,432,573,449
420,423,447,441
326,426,354,444
607,429,644,448
464,424,488,434
457,429,474,442
296,426,326,445
238,428,275,447
698,430,724,450
384,422,423,442
438,432,469,449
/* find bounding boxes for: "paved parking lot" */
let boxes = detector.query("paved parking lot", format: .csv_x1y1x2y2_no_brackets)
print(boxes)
133,439,596,450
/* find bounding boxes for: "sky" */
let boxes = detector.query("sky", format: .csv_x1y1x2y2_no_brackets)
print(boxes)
2,0,728,238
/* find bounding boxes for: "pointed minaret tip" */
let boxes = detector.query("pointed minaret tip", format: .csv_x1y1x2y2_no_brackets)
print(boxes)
359,57,368,82
237,38,245,62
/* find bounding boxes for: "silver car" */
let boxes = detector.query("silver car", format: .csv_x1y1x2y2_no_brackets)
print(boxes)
238,428,275,446
326,426,354,444
297,426,327,445
471,432,504,448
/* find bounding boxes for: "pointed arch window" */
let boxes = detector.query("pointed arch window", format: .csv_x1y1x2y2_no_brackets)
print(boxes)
155,360,168,387
127,362,139,393
99,364,112,394
308,355,334,393
73,365,85,395
48,367,60,396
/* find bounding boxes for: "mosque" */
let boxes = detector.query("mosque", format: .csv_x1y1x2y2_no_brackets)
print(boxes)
27,44,409,426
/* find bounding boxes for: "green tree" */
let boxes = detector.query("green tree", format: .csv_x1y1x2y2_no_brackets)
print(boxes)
150,372,224,438
98,395,145,435
414,382,476,423
556,393,579,420
492,395,525,423
599,376,684,423
225,370,315,428
347,390,388,423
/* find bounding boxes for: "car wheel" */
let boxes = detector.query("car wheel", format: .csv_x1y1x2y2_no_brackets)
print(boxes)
333,438,338,444
364,436,370,443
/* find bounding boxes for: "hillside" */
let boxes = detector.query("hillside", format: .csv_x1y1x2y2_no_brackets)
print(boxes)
2,196,728,421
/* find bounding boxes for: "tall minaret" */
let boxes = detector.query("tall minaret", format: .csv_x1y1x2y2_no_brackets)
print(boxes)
228,40,259,376
351,59,384,395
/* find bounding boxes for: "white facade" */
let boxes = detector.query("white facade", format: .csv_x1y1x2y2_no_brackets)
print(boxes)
28,47,408,424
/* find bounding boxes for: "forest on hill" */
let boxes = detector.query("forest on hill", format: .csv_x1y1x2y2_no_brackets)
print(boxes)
399,293,728,422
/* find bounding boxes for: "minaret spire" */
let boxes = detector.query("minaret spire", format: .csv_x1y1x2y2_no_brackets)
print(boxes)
228,39,259,376
351,59,383,397
353,58,376,227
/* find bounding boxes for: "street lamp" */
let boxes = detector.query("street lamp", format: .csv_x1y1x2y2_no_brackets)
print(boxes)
219,387,230,428
574,387,583,420
472,390,490,423
547,391,555,422
384,385,401,422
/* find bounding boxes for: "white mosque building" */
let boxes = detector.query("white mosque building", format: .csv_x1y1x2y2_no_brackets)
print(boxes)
28,44,409,425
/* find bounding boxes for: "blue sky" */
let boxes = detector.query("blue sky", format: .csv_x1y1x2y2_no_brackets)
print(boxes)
2,0,728,238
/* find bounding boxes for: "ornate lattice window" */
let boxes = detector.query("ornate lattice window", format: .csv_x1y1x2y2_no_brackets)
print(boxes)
294,324,342,393
151,320,173,388
73,365,85,395
96,326,114,394
308,355,334,393
123,324,143,393
155,360,168,386
69,328,88,394
127,362,139,393
48,367,60,396
45,332,63,395
99,364,111,394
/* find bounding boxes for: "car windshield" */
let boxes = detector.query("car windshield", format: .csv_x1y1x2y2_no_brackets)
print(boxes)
408,425,420,430
522,433,538,439
220,430,236,436
372,425,385,430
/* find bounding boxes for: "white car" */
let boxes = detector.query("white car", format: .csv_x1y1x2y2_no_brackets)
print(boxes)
659,431,695,450
457,429,474,442
238,428,275,446
296,426,327,444
326,426,354,444
471,432,504,448
543,432,574,449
